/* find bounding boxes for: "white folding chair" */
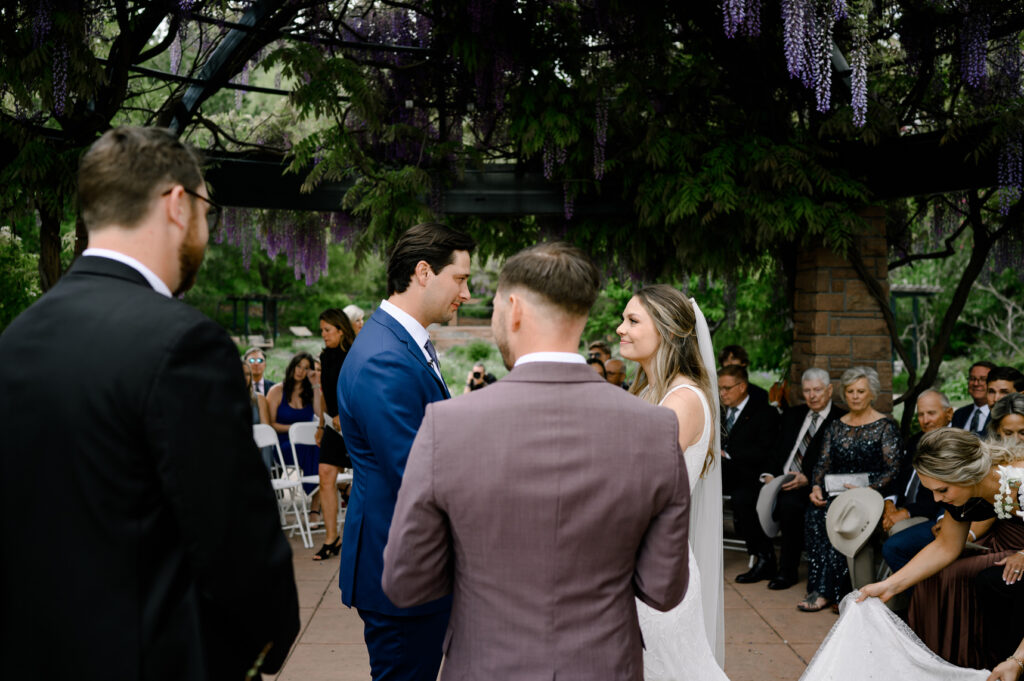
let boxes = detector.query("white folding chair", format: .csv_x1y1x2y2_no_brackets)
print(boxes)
254,424,313,548
289,421,353,536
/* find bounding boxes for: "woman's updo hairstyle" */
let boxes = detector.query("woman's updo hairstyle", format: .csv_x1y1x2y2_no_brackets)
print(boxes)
914,428,1024,485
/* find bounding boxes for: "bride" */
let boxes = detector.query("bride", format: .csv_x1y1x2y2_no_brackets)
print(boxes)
617,285,727,679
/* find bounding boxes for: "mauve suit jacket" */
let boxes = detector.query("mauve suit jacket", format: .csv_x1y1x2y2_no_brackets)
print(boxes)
382,362,691,681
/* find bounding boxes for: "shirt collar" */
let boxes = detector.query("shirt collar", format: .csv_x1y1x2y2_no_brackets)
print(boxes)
514,352,587,368
379,299,431,350
82,248,172,298
810,402,833,420
730,394,750,413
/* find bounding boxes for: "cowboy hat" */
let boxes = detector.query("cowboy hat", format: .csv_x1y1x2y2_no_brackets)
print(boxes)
826,487,884,558
756,474,795,538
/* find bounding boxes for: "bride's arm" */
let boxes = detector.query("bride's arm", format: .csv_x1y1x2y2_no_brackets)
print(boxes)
660,388,707,487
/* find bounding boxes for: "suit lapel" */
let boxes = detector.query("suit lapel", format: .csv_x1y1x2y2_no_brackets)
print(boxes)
374,312,451,399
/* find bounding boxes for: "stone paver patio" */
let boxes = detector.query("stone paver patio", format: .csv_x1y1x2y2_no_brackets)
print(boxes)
270,536,836,681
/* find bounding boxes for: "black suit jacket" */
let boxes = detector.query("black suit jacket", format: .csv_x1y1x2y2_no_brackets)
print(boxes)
773,403,848,478
722,396,780,479
894,432,943,519
0,257,299,681
952,403,987,435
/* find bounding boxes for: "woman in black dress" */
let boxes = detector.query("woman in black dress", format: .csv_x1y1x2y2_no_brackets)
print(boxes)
798,366,902,612
312,308,357,560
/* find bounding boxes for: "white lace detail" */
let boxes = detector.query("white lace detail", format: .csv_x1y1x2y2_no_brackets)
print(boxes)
799,592,990,680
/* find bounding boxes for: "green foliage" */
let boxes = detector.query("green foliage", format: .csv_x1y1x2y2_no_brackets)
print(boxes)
583,278,635,347
0,226,41,330
442,341,507,388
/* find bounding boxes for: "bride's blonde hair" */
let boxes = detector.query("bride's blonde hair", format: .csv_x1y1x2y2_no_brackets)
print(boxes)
628,284,716,477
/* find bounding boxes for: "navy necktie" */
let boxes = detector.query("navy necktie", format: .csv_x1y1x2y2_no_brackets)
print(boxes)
725,407,737,433
424,339,441,373
968,407,981,433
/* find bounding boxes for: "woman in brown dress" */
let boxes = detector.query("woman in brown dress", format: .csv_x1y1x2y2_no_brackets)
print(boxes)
859,429,1024,669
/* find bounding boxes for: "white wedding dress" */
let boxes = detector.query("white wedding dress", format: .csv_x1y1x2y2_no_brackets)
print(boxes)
636,382,727,681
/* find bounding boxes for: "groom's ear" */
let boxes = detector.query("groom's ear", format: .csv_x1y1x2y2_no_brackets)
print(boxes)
507,292,524,331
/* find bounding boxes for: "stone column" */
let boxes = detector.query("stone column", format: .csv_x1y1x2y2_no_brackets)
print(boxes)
790,208,893,412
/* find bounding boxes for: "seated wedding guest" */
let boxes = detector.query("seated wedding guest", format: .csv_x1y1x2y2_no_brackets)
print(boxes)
719,344,769,405
268,352,322,505
605,358,629,389
799,366,902,612
244,359,274,470
989,393,1024,443
343,304,365,335
860,430,1024,669
244,346,275,396
587,356,607,378
463,363,497,393
880,389,951,573
588,339,612,364
720,364,781,583
952,361,996,435
988,366,1024,409
760,368,846,590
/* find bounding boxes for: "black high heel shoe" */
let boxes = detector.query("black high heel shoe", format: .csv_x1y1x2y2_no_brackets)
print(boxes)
313,537,341,561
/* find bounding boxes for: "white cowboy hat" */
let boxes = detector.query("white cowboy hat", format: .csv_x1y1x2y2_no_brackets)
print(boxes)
756,474,794,538
826,487,884,558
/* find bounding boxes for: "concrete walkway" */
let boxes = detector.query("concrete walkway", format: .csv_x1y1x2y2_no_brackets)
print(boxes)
270,536,836,681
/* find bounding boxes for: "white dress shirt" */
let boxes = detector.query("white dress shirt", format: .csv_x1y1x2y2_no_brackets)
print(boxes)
378,299,445,385
82,248,172,298
514,352,587,367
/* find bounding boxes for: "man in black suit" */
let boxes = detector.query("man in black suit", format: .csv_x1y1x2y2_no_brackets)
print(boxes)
951,361,995,435
245,346,277,396
0,127,299,681
760,368,846,590
719,344,770,406
881,389,951,572
720,364,781,582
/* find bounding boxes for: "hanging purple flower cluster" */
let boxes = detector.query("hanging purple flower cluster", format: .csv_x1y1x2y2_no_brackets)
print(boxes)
52,43,69,116
594,98,608,180
998,133,1022,216
960,4,991,90
722,0,762,39
32,0,53,47
850,10,869,128
563,182,574,221
543,142,567,181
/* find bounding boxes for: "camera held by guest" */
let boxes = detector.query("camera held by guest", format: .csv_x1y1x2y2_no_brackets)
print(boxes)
464,363,497,393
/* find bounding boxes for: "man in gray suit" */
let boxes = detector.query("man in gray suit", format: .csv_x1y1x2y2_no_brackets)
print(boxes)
383,242,691,681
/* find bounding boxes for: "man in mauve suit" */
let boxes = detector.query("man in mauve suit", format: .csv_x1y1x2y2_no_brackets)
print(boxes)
761,368,846,590
383,242,690,681
337,222,475,681
0,127,299,680
719,364,781,583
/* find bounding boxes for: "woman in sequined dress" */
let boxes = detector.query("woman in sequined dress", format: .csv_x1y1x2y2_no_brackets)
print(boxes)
798,366,902,613
859,430,1024,672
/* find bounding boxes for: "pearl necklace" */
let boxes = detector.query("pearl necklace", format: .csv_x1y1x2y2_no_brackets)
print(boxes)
994,465,1024,520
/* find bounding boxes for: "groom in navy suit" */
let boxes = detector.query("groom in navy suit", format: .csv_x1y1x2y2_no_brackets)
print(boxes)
337,222,475,681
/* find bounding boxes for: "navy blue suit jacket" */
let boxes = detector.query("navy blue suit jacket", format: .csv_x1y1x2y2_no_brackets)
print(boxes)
952,403,987,436
337,308,452,615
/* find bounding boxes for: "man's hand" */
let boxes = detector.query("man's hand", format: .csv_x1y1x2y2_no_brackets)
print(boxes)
782,472,808,491
882,501,911,532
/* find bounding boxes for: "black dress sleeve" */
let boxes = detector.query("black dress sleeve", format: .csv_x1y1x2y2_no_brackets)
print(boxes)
812,421,836,489
868,418,903,497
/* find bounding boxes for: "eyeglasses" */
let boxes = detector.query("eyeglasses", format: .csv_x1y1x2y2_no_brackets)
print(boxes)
719,382,744,392
162,186,223,233
968,376,988,383
247,357,265,364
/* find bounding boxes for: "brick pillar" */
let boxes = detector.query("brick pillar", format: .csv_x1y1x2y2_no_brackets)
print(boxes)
790,208,893,412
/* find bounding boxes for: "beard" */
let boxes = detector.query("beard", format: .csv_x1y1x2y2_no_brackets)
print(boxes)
173,211,206,297
491,307,515,371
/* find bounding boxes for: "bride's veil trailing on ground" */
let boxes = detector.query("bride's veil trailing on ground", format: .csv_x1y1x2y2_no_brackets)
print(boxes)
690,298,726,666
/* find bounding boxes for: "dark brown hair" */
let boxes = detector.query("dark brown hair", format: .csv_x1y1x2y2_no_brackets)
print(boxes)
386,222,476,296
282,352,315,407
718,364,749,383
318,308,357,352
718,344,749,367
78,126,204,231
496,242,600,317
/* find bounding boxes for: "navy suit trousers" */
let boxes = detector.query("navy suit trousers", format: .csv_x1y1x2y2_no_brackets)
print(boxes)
881,520,936,573
358,608,450,681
